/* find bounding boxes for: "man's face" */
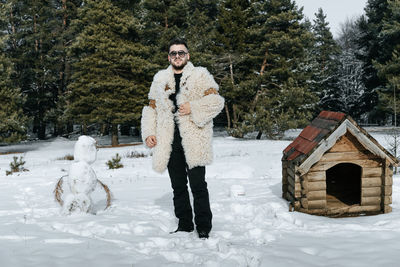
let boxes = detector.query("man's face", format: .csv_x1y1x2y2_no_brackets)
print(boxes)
168,44,190,71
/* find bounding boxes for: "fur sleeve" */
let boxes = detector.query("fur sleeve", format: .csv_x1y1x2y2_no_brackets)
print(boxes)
141,106,157,142
141,71,162,142
189,68,224,127
190,94,224,128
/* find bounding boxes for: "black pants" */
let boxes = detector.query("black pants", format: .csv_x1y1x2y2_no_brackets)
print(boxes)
167,129,212,232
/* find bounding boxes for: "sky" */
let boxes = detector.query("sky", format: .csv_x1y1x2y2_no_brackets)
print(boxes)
295,0,368,38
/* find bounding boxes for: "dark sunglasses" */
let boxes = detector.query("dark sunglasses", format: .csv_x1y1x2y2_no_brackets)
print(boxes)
169,50,187,58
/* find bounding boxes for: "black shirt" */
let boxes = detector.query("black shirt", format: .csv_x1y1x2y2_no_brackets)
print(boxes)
169,73,182,113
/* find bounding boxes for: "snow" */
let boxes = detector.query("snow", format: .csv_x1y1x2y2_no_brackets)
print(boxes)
1,132,400,266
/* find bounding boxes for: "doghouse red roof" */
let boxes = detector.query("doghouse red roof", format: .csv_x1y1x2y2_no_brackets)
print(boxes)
283,111,346,161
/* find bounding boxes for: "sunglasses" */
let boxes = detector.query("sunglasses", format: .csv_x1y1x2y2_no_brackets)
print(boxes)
169,50,188,58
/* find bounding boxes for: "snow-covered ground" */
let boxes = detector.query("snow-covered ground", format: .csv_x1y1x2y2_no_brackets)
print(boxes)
0,132,400,267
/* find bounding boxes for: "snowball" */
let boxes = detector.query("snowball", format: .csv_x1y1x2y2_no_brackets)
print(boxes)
73,135,97,164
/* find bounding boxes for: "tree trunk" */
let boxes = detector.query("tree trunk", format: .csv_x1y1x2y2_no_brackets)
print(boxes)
229,54,234,86
82,123,87,135
232,104,238,127
67,122,73,134
111,124,119,147
62,0,67,27
256,131,262,140
225,104,231,129
260,48,269,76
34,15,38,52
250,48,270,112
9,9,17,49
120,124,130,136
101,123,109,136
38,120,46,140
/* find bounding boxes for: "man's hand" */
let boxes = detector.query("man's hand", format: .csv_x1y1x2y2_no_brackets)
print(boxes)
179,102,191,115
145,135,157,148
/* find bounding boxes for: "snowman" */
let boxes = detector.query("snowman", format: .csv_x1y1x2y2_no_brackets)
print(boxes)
63,135,98,214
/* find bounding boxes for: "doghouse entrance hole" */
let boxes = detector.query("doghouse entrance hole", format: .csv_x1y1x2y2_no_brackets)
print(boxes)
326,163,361,207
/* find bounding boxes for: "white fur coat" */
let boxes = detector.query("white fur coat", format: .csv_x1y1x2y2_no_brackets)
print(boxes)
141,62,224,173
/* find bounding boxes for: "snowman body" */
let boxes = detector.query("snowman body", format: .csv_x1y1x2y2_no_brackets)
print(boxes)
63,136,98,214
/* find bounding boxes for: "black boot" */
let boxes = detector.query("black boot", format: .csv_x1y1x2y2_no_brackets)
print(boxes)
170,226,194,234
197,230,209,239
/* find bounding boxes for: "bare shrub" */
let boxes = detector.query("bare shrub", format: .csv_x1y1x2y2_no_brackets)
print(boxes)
125,151,147,158
57,154,74,161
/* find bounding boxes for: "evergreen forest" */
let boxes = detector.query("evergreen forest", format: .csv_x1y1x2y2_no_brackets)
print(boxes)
0,0,399,145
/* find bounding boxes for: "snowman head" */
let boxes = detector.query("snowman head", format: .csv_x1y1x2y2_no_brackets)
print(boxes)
74,135,97,164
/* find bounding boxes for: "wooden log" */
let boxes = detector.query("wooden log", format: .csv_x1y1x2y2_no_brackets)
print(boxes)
300,198,308,209
293,167,301,198
287,167,300,183
300,178,307,189
320,151,379,162
300,178,307,196
305,171,325,182
347,205,381,213
363,167,382,177
308,181,326,191
307,190,326,201
310,159,382,172
383,196,392,205
282,165,288,196
294,187,301,198
362,177,381,187
383,205,392,213
361,196,381,206
282,166,287,181
288,183,301,198
361,187,381,197
287,166,295,179
285,191,295,202
382,185,392,196
288,183,294,195
387,167,393,176
282,160,288,169
308,200,326,209
288,175,295,189
297,205,382,216
383,175,393,186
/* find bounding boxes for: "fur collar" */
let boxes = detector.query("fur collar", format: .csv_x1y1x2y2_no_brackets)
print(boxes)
164,62,195,96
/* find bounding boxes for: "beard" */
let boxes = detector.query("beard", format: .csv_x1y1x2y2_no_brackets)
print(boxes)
170,58,188,71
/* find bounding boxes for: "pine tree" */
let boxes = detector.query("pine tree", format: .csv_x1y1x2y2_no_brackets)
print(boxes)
213,0,251,137
335,18,368,117
310,8,341,113
0,32,27,143
66,0,153,146
46,0,84,136
374,0,400,125
356,0,390,122
4,0,61,139
185,0,219,69
139,0,190,69
239,0,317,139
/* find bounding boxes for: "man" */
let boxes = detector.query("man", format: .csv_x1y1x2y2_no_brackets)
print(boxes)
141,39,224,239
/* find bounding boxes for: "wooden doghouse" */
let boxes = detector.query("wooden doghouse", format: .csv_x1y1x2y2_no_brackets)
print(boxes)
282,111,398,216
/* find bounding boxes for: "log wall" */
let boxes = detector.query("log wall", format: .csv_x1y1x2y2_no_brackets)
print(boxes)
298,132,392,215
283,131,394,216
